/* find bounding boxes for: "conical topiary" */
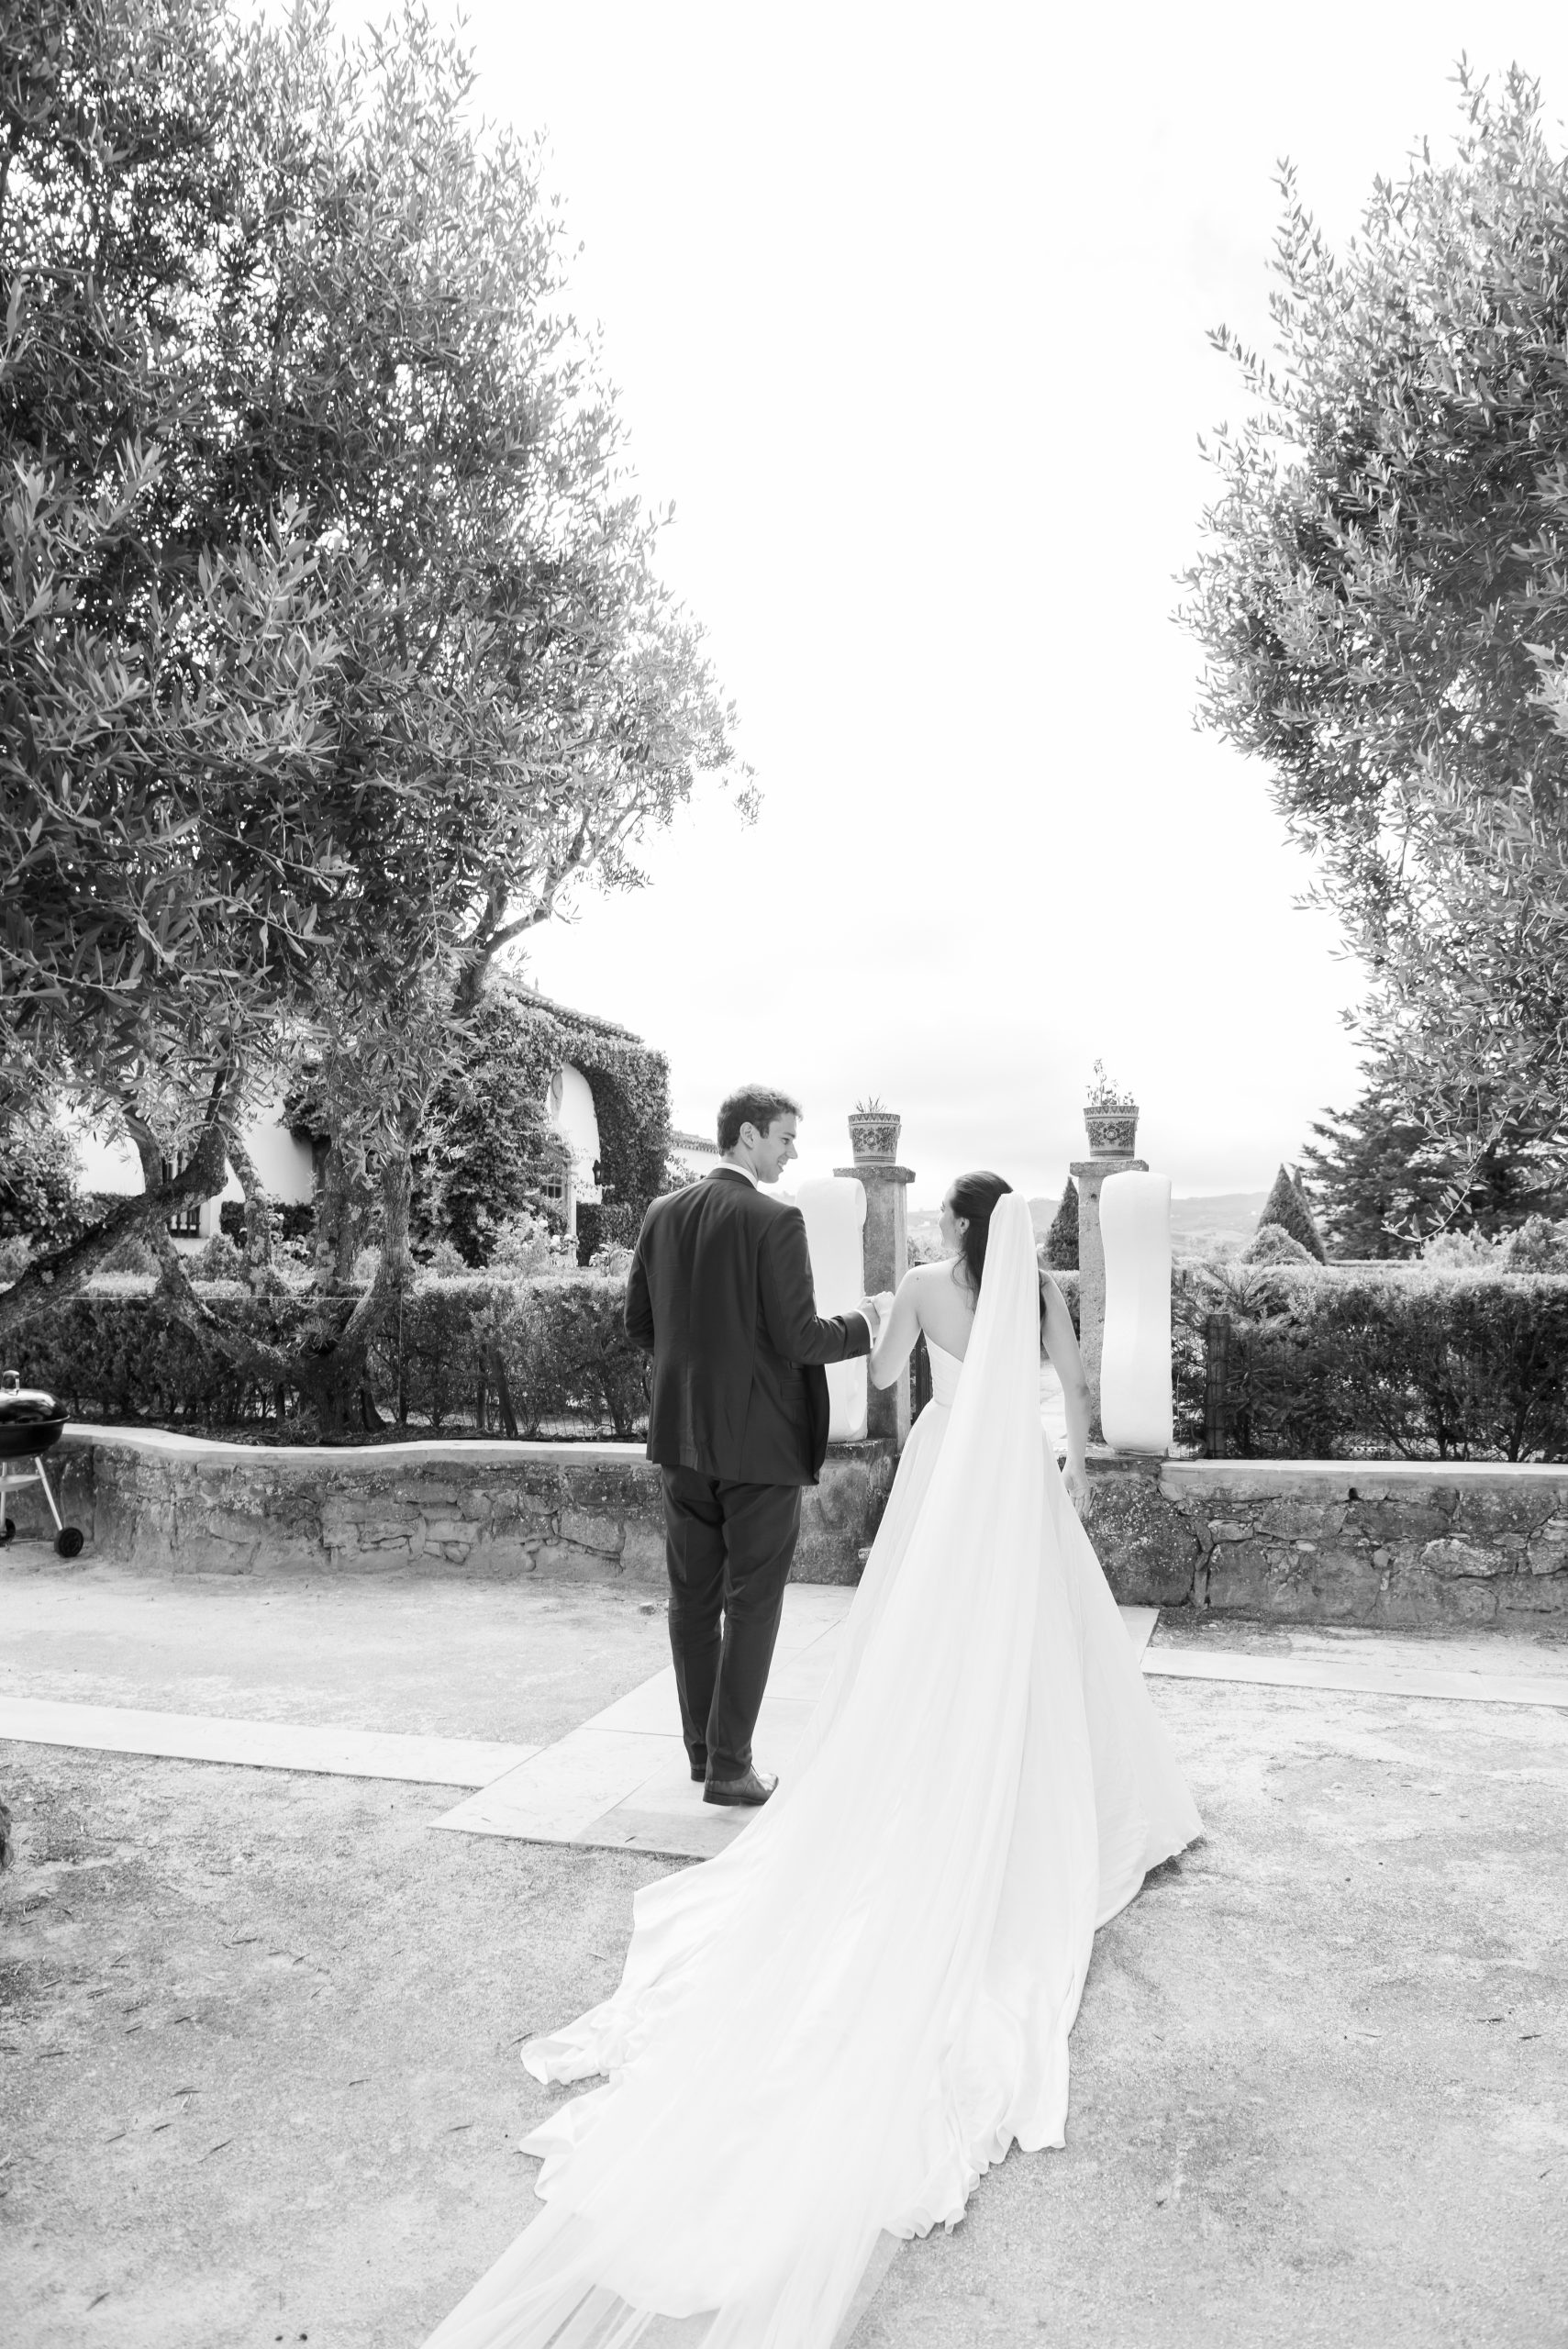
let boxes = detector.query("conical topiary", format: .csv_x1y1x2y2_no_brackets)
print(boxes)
1257,1163,1327,1263
1044,1177,1079,1270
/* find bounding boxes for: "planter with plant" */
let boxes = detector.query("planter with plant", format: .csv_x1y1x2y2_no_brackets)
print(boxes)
1084,1063,1139,1159
847,1097,902,1163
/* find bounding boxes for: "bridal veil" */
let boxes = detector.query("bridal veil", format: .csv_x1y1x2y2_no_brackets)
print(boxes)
425,1191,1200,2349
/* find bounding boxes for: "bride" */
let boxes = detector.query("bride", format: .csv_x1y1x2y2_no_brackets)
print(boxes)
426,1174,1201,2349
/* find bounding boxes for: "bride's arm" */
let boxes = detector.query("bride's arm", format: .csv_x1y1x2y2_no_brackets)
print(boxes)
868,1268,923,1389
1040,1273,1093,1518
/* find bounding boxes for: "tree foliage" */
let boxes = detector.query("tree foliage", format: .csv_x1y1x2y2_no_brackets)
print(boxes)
0,0,740,1404
1184,67,1568,1194
1300,1076,1567,1256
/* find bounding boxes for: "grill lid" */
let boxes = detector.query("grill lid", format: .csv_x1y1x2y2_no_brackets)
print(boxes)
0,1369,60,1421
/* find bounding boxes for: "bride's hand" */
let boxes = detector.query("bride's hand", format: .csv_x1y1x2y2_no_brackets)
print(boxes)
1063,1458,1093,1521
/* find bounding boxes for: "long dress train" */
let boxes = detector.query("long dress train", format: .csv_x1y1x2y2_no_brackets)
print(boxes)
425,1194,1201,2349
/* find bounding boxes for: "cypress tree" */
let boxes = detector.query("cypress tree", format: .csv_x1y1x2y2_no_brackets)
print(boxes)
1045,1177,1079,1270
1257,1163,1327,1263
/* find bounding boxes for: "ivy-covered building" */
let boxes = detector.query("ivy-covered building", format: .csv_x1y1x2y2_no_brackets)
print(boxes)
74,983,679,1260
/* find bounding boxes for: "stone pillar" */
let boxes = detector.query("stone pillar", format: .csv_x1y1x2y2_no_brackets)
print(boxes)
837,1107,913,1448
1070,1152,1147,1444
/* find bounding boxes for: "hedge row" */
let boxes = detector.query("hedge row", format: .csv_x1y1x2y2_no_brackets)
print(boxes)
31,1257,1563,1462
1173,1267,1568,1462
13,1275,651,1441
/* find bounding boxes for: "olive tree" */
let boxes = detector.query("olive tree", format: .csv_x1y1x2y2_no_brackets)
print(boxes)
0,0,741,1415
1183,67,1568,1213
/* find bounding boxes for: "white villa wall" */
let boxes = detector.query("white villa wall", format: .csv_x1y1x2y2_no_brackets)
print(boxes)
71,1101,315,1242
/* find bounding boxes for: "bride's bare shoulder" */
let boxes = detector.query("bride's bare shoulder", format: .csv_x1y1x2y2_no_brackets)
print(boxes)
905,1260,954,1297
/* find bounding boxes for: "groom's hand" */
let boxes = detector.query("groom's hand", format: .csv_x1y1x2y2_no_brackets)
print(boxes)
860,1292,895,1329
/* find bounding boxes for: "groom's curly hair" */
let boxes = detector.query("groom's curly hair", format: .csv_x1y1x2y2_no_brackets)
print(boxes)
717,1086,803,1152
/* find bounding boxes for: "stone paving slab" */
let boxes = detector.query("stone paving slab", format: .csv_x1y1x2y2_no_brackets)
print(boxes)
435,1600,1160,1859
1144,1644,1568,1708
432,1591,851,1858
0,1698,534,1787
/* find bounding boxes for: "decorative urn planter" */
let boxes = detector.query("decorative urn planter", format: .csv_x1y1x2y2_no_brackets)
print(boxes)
847,1109,902,1163
1084,1102,1139,1159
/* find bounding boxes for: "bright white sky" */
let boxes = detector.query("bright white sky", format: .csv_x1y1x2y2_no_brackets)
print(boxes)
328,2,1568,1206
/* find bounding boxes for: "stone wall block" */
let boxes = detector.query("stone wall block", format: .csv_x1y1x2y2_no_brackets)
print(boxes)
558,1507,624,1560
1349,1500,1455,1548
1089,1464,1199,1607
1452,1486,1566,1544
421,1515,481,1551
1204,1541,1383,1621
1527,1518,1568,1576
1420,1536,1509,1582
1252,1497,1347,1542
528,1542,630,1582
618,1520,669,1582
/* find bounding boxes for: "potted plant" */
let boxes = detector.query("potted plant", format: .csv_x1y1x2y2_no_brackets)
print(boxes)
1083,1062,1139,1158
847,1097,902,1163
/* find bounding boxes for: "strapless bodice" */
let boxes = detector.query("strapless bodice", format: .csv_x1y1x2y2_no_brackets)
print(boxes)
926,1336,965,1407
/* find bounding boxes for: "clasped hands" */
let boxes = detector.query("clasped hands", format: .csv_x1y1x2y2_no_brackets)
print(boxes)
859,1291,896,1335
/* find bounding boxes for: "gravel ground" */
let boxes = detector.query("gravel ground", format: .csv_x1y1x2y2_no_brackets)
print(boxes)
4,1573,1567,2348
2,1747,675,2349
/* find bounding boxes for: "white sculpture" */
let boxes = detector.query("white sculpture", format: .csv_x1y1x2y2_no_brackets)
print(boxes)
793,1176,869,1443
1099,1170,1173,1454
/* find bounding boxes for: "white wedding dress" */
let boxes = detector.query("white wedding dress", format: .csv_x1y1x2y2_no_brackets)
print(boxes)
425,1195,1200,2349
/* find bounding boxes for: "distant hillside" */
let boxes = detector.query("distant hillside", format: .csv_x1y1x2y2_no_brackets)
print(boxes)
907,1191,1266,1260
1170,1192,1267,1251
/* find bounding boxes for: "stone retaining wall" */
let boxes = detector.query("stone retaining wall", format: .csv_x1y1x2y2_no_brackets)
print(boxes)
1090,1455,1568,1627
41,1429,896,1586
25,1431,1568,1625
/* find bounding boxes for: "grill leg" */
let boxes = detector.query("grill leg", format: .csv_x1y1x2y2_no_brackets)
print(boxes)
32,1455,66,1534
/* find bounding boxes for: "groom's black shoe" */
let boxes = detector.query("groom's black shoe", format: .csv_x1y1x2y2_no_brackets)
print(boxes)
690,1765,706,1784
703,1766,777,1808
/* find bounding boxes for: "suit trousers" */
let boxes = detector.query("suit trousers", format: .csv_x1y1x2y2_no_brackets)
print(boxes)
661,1468,803,1781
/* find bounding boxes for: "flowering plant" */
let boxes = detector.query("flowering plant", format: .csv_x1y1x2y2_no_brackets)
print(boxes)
1084,1061,1136,1111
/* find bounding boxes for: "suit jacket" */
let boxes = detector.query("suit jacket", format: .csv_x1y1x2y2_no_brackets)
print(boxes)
626,1167,873,1486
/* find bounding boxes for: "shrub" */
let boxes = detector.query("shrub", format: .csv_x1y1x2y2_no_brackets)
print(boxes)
219,1200,316,1264
13,1282,319,1427
192,1231,246,1281
1507,1215,1568,1272
369,1274,649,1438
1177,1264,1568,1461
1241,1222,1316,1268
0,1108,83,1247
9,1271,651,1442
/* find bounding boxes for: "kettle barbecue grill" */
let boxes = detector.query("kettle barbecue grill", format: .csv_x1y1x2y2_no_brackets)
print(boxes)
0,1370,84,1557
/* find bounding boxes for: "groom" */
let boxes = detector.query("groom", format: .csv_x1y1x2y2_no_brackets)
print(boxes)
625,1086,879,1807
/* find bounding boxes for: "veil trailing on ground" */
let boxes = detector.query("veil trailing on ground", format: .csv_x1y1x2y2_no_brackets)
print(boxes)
425,1192,1198,2349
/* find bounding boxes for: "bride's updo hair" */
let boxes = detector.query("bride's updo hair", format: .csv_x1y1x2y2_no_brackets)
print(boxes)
949,1170,1014,1299
950,1169,1049,1341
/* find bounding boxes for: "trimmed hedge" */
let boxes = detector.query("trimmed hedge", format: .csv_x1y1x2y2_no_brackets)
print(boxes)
1175,1265,1568,1462
12,1274,651,1442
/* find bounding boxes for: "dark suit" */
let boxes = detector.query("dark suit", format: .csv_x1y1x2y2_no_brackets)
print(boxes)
626,1166,873,1778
